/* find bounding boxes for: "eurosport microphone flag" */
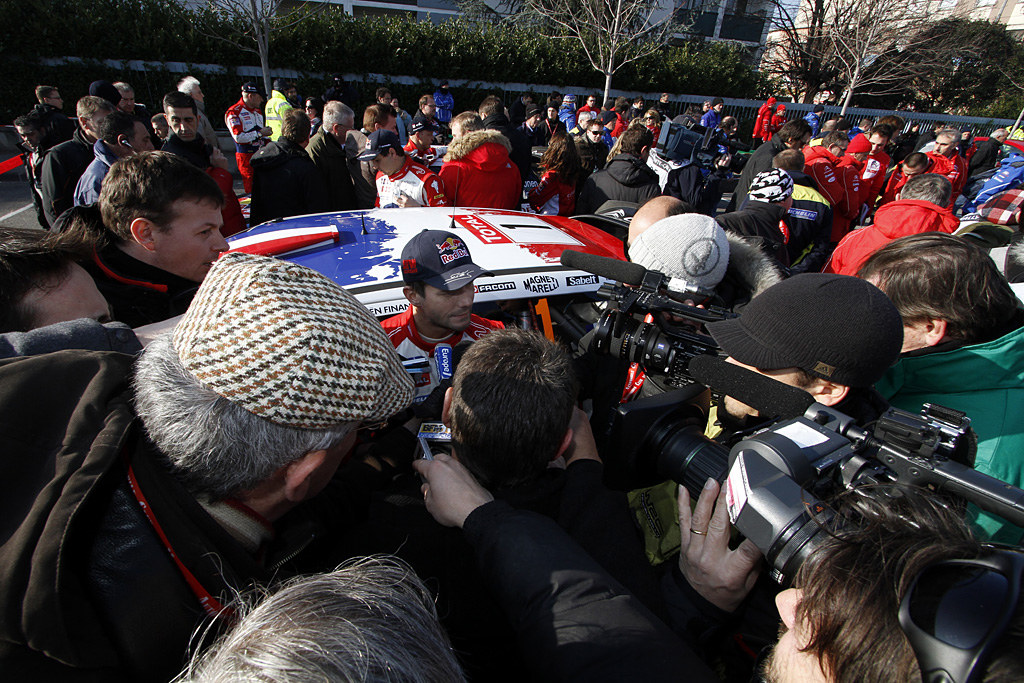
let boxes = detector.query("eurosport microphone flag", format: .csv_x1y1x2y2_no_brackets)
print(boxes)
435,343,454,382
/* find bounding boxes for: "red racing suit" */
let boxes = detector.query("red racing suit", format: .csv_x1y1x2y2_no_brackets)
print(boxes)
375,156,449,208
803,146,861,242
224,98,267,193
926,151,967,205
860,149,890,210
381,307,504,402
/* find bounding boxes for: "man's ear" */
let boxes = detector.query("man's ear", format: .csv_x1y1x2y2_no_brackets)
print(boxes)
553,426,573,460
921,318,948,347
441,386,453,426
810,380,849,407
282,449,328,503
402,285,419,306
129,217,159,252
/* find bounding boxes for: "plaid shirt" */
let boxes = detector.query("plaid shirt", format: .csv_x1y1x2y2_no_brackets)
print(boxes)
978,188,1024,226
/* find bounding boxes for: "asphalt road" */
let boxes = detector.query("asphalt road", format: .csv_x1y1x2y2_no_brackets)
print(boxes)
0,172,42,230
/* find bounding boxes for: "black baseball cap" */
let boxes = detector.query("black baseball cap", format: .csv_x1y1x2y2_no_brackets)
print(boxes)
525,105,542,118
358,129,401,161
409,119,436,134
706,274,903,387
242,82,265,96
400,230,492,291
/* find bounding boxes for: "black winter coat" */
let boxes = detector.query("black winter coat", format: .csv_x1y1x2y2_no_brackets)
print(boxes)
576,154,660,214
40,128,94,226
482,112,533,183
249,138,330,225
716,200,791,269
728,136,787,210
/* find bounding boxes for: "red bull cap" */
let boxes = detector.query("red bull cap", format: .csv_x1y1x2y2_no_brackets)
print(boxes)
400,229,493,291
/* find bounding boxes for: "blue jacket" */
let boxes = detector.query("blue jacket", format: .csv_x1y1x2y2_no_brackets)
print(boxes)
963,152,1024,212
699,109,721,130
803,111,822,137
433,89,454,123
73,140,120,207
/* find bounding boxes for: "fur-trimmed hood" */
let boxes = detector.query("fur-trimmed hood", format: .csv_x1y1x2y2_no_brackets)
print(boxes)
443,129,512,162
723,232,784,301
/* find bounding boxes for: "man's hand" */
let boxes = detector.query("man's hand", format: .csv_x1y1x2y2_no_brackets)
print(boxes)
413,453,494,528
715,153,732,170
260,126,273,138
395,191,422,208
563,406,601,465
210,147,229,170
677,478,762,613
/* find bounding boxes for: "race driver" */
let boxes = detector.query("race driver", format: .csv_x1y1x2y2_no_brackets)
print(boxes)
358,129,448,209
382,229,504,403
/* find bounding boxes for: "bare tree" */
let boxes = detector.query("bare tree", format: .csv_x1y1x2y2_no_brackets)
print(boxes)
521,0,680,102
760,0,838,103
763,0,970,115
188,0,330,97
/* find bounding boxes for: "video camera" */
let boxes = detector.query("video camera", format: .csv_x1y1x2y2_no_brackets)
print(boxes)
655,120,722,170
559,249,733,390
559,250,1024,585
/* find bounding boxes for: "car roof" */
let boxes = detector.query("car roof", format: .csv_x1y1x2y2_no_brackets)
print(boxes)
227,207,626,317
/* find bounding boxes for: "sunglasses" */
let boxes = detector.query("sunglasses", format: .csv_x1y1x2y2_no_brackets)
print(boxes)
899,550,1024,683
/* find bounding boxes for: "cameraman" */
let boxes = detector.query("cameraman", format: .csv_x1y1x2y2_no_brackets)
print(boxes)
705,272,903,438
677,483,1024,683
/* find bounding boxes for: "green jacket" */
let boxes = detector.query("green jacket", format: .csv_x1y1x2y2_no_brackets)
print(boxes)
264,89,293,142
876,323,1024,544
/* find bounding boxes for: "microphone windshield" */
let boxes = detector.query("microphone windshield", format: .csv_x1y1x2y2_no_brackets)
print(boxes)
688,354,815,421
560,249,646,286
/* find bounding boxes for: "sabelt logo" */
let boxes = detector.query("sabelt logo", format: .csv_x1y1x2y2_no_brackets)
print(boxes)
566,274,599,287
475,281,516,293
524,275,559,293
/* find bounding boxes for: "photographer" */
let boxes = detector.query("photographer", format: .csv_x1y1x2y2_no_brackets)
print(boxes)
343,328,661,682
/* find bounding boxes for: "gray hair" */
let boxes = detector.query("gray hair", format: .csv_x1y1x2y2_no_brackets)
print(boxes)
992,128,1009,140
936,128,960,144
900,173,952,206
113,81,134,95
177,75,202,96
576,110,594,126
323,100,355,130
133,334,354,499
179,556,466,683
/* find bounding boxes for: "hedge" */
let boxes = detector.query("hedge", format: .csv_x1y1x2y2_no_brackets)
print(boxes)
3,0,768,123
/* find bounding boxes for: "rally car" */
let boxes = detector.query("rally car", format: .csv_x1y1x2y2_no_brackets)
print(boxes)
226,207,627,341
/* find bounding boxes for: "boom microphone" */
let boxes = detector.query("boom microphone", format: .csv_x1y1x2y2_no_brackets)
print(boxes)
560,250,645,286
687,354,816,421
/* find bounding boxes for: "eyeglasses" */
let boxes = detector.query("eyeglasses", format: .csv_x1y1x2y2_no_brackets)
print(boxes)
899,550,1024,683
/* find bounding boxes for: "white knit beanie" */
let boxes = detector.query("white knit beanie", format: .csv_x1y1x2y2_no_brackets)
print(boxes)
629,213,730,290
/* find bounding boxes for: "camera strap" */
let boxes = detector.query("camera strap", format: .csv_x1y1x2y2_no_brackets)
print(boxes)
620,314,654,403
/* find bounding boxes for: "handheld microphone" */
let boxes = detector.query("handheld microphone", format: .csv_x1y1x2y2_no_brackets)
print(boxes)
434,343,454,382
559,249,645,286
687,354,816,421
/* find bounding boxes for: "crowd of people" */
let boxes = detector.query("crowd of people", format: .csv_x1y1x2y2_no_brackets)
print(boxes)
4,76,1024,683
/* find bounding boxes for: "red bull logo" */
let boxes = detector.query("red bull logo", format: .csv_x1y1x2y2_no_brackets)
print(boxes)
436,236,469,265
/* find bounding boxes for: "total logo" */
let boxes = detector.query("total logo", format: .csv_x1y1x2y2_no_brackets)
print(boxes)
565,274,599,287
523,275,559,294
